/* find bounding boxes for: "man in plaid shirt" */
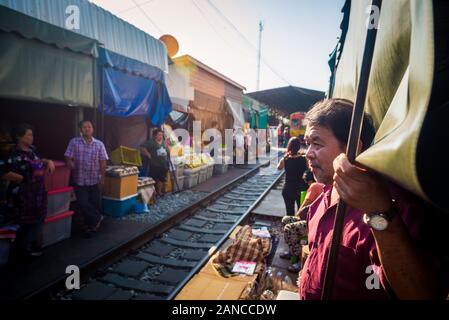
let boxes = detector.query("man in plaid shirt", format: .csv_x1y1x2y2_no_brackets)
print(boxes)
65,120,108,236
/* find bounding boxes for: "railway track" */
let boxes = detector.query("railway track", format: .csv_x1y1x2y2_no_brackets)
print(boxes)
48,156,284,300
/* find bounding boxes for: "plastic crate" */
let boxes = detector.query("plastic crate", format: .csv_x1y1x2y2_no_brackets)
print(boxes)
110,146,142,166
173,175,185,192
103,194,137,217
47,187,73,218
44,160,70,191
42,211,74,248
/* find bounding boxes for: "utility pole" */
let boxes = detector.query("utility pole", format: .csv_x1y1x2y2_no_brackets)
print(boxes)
256,20,264,91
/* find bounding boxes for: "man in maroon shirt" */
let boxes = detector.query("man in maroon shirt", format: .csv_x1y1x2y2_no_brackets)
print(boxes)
299,99,448,300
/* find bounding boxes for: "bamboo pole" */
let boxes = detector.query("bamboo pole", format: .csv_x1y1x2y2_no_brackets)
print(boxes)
321,0,382,300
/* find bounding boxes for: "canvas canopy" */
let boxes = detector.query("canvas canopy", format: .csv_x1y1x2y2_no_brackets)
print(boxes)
332,0,449,211
0,5,98,107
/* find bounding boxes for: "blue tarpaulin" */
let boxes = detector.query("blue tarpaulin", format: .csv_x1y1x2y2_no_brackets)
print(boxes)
98,48,172,127
99,48,163,82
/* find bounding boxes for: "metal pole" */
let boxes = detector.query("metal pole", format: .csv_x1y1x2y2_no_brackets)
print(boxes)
321,0,382,300
256,20,263,91
93,58,98,131
101,65,105,141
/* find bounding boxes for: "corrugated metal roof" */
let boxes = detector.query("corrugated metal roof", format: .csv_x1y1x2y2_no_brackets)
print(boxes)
173,55,246,90
0,5,99,57
242,94,267,112
0,0,168,72
247,86,325,115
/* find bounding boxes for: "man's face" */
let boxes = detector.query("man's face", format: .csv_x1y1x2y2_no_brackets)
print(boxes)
304,125,344,185
80,122,94,137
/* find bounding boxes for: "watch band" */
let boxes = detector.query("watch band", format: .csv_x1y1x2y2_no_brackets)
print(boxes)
370,199,399,222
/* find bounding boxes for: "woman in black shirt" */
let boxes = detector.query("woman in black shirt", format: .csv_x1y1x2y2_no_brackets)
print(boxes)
1,124,55,258
277,137,308,215
140,128,169,197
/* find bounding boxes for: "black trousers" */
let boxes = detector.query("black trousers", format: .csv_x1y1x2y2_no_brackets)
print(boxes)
15,221,44,253
74,184,101,228
282,185,301,216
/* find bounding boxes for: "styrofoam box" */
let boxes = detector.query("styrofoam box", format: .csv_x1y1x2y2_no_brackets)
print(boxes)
206,164,214,179
174,175,185,192
184,173,199,189
198,167,208,184
175,163,185,179
184,167,201,175
213,164,228,175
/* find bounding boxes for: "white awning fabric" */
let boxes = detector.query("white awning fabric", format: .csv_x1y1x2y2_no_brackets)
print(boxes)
226,98,245,129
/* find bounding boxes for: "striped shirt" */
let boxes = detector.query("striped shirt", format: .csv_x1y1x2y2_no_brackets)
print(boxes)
64,137,108,186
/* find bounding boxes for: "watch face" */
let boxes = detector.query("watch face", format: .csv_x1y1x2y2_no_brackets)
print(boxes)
370,215,389,231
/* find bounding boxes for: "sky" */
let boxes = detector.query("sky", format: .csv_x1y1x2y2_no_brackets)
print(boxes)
89,0,345,93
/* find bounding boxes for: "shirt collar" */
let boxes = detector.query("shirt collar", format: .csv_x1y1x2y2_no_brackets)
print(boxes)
13,144,35,153
81,136,96,145
322,184,333,208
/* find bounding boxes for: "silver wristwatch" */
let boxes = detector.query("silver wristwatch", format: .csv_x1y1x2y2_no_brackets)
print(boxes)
363,201,398,231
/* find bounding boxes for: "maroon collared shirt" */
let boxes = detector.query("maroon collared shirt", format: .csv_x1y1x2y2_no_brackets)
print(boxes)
299,184,430,300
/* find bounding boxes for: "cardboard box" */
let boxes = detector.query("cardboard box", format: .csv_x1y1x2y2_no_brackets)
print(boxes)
103,175,138,199
175,273,255,300
175,258,257,300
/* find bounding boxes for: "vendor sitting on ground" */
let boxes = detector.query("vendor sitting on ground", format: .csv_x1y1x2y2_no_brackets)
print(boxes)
141,128,169,197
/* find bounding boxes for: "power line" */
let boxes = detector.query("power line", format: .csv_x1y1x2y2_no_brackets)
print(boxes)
131,0,164,35
190,0,232,49
191,0,273,92
207,0,257,51
116,0,156,15
190,0,248,57
206,0,293,87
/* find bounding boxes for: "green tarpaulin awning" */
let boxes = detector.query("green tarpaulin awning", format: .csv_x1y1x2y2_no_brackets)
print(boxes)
0,5,98,107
